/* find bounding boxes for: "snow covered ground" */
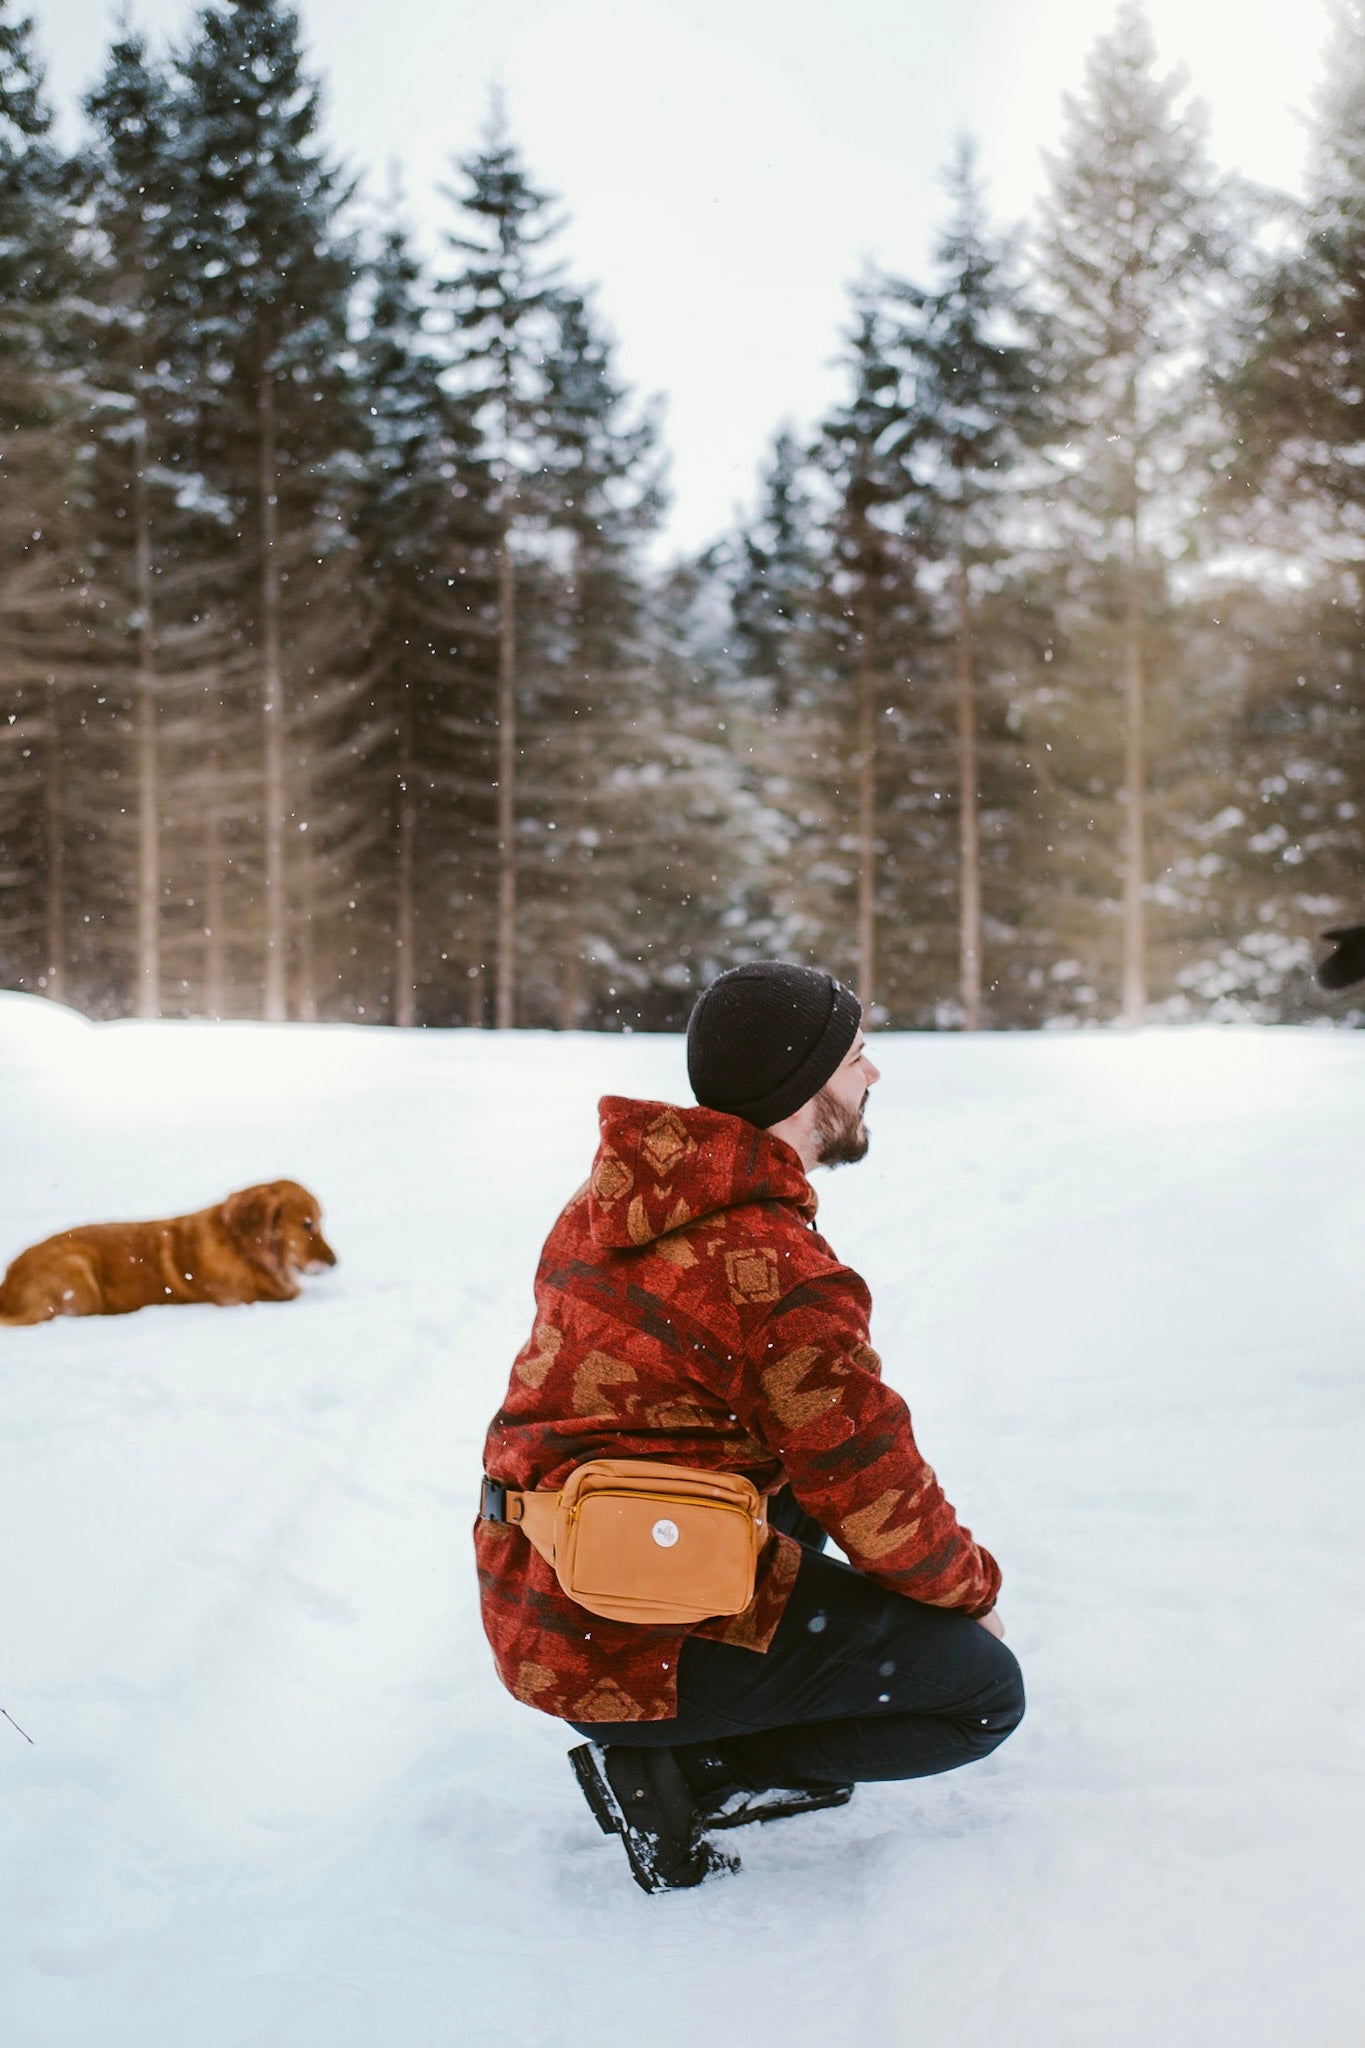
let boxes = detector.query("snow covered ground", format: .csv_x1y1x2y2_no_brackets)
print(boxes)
1,992,1363,2048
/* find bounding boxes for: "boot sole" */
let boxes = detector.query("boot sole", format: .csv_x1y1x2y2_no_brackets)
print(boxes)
568,1742,624,1837
704,1782,855,1831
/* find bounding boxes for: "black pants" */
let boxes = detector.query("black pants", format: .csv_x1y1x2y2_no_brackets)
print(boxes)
571,1489,1025,1791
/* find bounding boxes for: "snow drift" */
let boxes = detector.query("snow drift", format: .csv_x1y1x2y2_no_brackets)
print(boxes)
1,993,1362,2047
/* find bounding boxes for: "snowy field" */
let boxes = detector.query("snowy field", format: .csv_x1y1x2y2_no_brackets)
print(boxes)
2,992,1363,2048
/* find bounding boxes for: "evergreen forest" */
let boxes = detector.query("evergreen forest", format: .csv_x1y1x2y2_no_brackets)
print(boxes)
2,0,1363,1031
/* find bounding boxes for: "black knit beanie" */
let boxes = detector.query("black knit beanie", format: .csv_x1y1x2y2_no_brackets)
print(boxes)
686,962,862,1129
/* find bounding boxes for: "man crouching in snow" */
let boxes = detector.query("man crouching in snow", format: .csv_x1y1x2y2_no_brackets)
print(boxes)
475,961,1023,1893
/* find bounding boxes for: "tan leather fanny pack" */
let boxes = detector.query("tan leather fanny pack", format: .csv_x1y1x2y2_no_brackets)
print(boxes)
481,1459,767,1626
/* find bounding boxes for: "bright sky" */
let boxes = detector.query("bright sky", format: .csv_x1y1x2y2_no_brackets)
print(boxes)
36,0,1334,556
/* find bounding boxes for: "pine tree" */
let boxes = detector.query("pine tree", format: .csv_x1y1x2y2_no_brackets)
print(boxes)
520,283,665,1029
0,1,86,1005
1208,0,1365,1004
904,139,1043,1027
725,427,840,972
349,215,498,1026
1035,0,1227,1021
730,426,824,715
1228,1,1365,530
440,109,564,1027
441,119,675,1030
811,281,931,1014
75,29,190,1017
592,552,773,1029
170,0,360,1020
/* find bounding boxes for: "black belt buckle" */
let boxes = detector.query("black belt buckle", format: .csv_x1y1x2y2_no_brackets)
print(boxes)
480,1475,508,1522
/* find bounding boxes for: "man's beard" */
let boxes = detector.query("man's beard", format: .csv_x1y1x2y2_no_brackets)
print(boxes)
811,1084,870,1167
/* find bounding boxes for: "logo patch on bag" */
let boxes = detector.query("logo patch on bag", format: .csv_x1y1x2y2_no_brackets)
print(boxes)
651,1518,680,1548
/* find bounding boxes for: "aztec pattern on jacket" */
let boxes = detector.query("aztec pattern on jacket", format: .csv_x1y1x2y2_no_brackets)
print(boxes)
475,1096,1002,1722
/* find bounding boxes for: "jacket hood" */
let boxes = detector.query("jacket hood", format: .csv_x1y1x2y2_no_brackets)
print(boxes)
587,1097,816,1249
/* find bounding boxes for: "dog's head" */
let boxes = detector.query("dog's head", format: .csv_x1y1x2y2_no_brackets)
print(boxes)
221,1180,337,1280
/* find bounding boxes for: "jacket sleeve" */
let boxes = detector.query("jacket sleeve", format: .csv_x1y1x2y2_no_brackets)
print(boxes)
729,1272,1002,1615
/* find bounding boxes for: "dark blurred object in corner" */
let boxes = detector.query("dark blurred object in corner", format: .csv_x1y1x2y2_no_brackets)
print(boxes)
1316,925,1365,991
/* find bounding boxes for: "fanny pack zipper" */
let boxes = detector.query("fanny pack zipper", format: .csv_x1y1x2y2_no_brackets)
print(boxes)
566,1489,758,1524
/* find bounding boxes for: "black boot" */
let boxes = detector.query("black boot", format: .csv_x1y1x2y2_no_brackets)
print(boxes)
568,1742,739,1895
679,1746,855,1831
698,1781,855,1830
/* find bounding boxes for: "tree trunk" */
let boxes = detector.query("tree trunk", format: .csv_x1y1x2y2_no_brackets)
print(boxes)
293,833,317,1021
133,419,160,1019
204,733,225,1020
43,676,64,1003
854,599,877,1013
467,949,486,1027
259,368,288,1022
558,839,584,1032
955,550,982,1031
558,687,587,1032
1121,507,1147,1025
494,532,517,1030
393,666,417,1026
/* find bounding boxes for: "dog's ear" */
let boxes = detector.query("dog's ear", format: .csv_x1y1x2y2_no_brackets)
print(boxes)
222,1184,287,1269
1317,924,1365,991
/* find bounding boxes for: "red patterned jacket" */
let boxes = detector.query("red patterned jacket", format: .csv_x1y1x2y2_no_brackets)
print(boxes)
475,1097,1001,1723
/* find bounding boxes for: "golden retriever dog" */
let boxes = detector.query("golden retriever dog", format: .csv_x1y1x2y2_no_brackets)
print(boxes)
0,1179,337,1325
